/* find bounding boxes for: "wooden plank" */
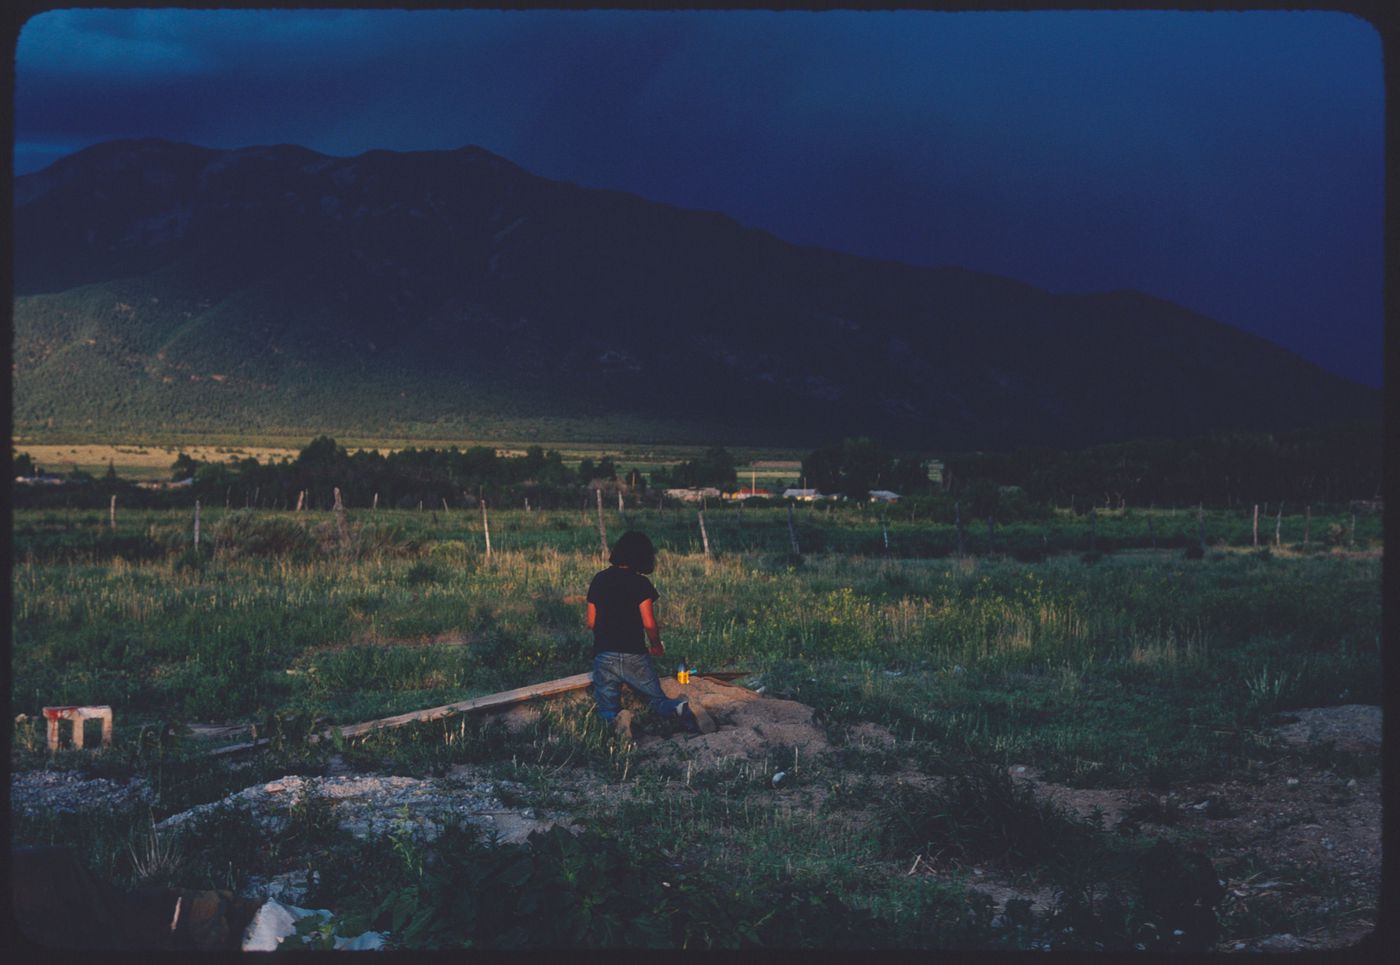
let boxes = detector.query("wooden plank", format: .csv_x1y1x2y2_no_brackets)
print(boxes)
203,668,752,756
695,671,750,682
204,737,271,758
318,672,595,742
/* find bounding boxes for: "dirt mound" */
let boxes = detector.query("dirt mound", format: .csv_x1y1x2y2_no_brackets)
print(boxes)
641,676,831,763
483,675,832,766
1269,704,1381,753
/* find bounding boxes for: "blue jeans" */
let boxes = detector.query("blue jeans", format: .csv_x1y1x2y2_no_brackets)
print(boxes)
592,652,687,722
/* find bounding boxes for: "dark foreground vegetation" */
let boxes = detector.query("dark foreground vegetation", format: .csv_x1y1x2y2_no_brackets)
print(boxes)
10,496,1381,950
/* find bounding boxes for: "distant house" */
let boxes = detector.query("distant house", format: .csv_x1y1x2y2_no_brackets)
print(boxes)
868,490,901,503
136,477,195,491
13,473,68,487
664,487,722,503
725,488,770,501
782,488,821,501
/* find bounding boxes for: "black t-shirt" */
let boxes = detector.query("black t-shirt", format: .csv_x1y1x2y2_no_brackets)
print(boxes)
587,565,659,655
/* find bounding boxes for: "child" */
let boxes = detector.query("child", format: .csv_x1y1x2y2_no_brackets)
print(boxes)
586,530,714,738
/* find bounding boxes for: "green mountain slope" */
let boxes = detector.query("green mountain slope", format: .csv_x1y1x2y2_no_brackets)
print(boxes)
13,138,1379,448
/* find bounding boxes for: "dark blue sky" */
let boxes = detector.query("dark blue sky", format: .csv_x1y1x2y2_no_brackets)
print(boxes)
13,8,1384,387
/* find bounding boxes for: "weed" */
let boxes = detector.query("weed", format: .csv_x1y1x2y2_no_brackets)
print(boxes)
1244,666,1294,712
126,810,183,887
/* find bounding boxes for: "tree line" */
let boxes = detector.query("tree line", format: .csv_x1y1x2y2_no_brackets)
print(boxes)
11,421,1381,514
940,422,1381,512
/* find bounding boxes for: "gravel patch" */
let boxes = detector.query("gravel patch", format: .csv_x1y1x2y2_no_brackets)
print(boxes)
10,770,156,819
154,773,564,845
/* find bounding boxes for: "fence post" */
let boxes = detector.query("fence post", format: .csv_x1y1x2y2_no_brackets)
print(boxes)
596,488,608,557
1275,503,1283,548
955,501,964,559
1350,511,1357,548
786,503,801,556
482,498,492,559
333,487,350,552
881,509,890,553
1197,504,1206,554
110,494,117,530
193,499,201,553
617,490,624,513
296,490,305,512
698,509,711,557
1252,504,1259,547
373,492,379,511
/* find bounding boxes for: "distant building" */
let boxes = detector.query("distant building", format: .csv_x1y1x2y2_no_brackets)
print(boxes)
13,474,68,487
725,488,770,500
664,487,722,502
136,477,195,490
869,490,901,503
782,488,821,501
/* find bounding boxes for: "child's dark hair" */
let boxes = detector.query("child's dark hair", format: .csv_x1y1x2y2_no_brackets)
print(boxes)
609,531,657,574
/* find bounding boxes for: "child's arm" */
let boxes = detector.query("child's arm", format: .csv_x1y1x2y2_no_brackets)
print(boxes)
586,602,596,630
640,598,664,656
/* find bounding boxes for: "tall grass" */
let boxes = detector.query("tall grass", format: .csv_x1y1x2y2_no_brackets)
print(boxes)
11,507,1381,771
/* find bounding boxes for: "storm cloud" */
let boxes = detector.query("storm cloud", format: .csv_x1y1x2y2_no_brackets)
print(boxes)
13,7,1383,386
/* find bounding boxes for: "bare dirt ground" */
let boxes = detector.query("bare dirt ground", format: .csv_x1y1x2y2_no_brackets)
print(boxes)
12,683,1379,950
483,681,1380,950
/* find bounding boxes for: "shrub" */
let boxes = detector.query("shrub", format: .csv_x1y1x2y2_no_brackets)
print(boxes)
879,762,1098,870
213,511,317,560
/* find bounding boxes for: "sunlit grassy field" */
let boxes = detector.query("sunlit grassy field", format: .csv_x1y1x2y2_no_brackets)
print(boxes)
12,440,805,484
12,504,1381,772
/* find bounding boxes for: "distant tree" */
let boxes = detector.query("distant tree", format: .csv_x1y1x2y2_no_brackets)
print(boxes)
13,451,35,477
104,459,119,483
666,447,737,489
297,435,348,471
801,437,898,499
171,452,200,481
965,479,1001,519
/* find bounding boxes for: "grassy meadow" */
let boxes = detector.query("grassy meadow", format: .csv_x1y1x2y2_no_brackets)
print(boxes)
9,501,1383,949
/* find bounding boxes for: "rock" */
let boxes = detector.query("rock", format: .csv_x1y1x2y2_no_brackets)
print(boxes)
241,870,319,906
1256,933,1306,952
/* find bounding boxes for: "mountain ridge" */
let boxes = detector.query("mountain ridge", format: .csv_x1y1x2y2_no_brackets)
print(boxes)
12,138,1378,450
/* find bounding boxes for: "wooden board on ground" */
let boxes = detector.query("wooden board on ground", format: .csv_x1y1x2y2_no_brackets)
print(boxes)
199,670,752,755
319,672,596,742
